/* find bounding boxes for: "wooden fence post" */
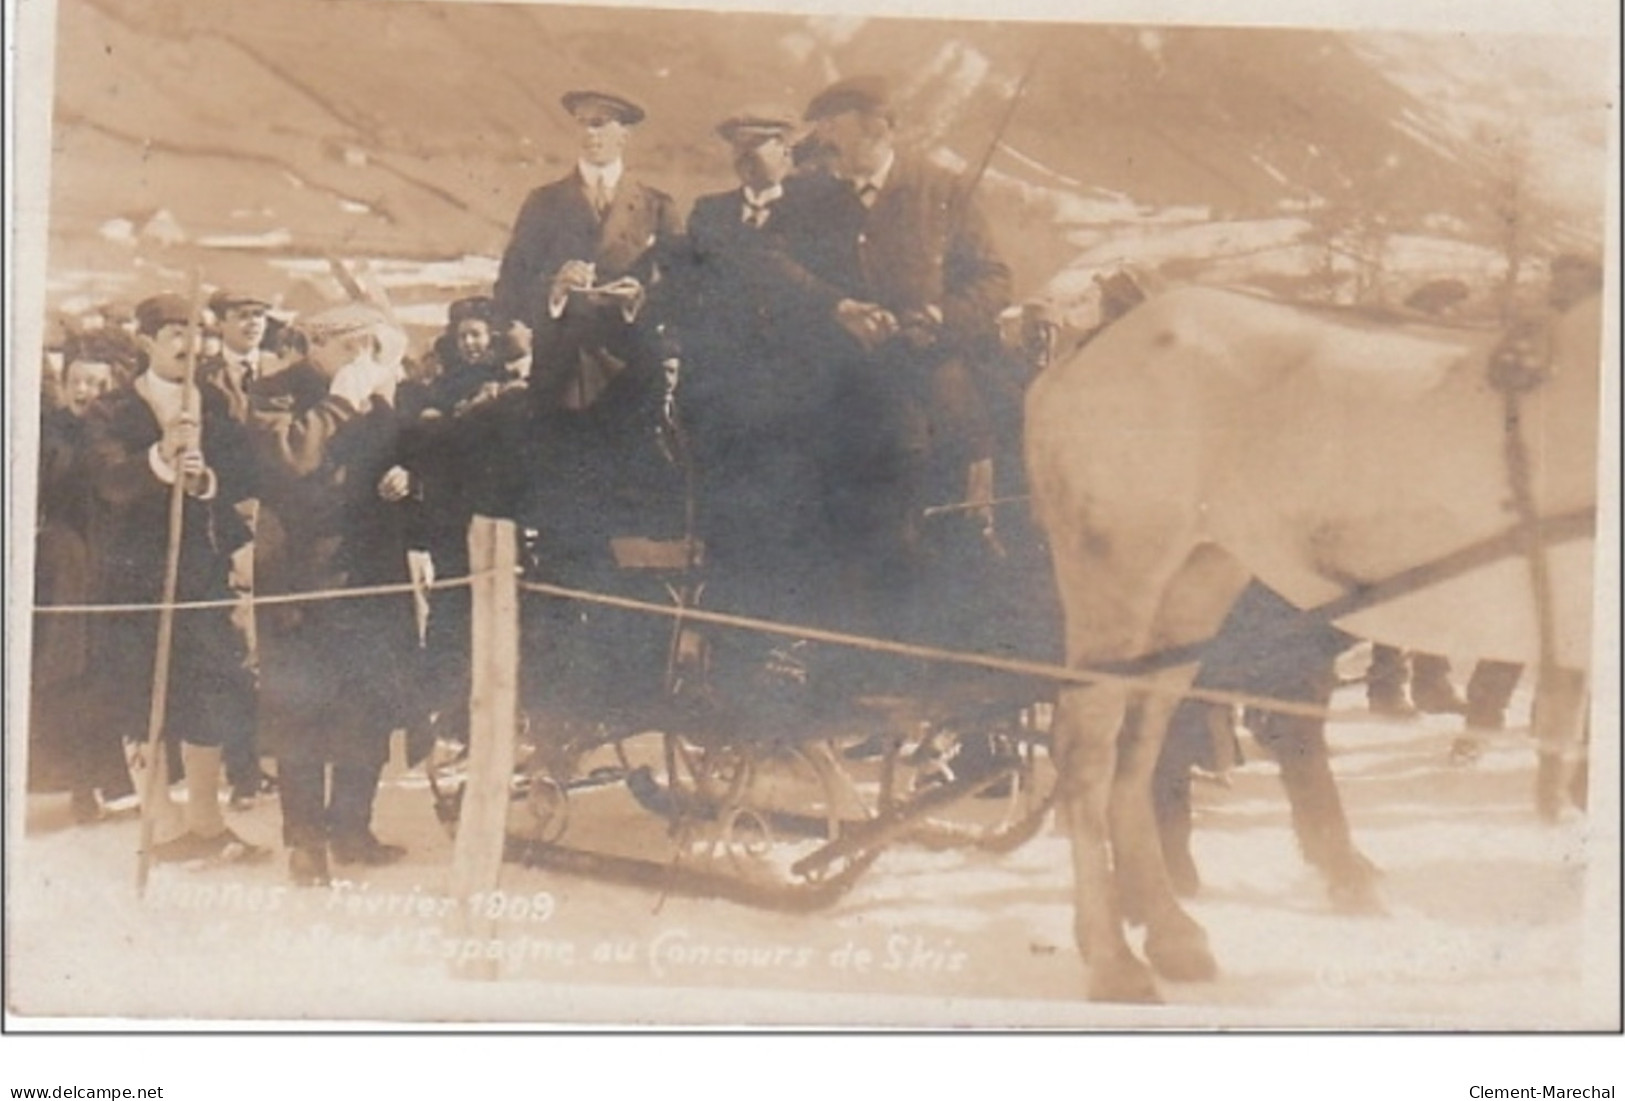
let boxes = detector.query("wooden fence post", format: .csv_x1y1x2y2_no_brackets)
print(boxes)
447,516,519,981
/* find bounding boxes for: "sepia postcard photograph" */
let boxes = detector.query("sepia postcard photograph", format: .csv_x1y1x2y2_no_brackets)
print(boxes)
5,0,1620,1039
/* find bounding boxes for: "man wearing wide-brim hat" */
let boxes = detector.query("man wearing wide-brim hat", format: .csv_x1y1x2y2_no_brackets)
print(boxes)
788,74,1013,673
492,88,685,576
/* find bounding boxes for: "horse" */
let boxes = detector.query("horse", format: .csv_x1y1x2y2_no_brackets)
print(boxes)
1024,284,1602,1002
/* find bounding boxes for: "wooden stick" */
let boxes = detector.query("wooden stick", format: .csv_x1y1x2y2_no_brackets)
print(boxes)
447,516,520,980
135,274,205,897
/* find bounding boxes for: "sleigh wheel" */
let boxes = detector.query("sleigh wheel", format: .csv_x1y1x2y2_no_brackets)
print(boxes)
718,805,776,875
510,773,571,845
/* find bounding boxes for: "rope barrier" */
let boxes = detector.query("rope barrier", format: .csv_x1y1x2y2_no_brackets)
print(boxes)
31,572,483,616
517,577,1349,722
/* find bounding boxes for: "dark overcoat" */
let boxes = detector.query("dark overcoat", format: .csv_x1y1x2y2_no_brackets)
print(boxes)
667,180,853,626
493,168,682,404
676,179,847,437
780,156,1014,656
493,168,687,560
77,381,257,751
248,362,419,768
29,408,123,792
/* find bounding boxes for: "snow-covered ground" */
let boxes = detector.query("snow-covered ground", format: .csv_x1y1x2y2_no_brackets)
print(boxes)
9,685,1616,1029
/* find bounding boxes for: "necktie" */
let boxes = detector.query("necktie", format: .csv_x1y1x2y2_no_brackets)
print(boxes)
742,199,771,228
590,177,612,217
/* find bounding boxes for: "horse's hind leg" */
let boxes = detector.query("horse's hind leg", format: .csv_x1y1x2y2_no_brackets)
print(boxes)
1111,545,1246,983
1047,542,1178,1003
1114,682,1219,983
1252,703,1384,915
1053,683,1158,1002
1153,700,1210,898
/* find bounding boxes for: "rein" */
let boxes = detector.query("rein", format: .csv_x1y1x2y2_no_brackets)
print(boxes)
1109,312,1585,683
1095,506,1595,680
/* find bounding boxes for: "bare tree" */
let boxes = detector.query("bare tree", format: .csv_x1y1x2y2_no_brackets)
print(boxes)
1479,119,1540,320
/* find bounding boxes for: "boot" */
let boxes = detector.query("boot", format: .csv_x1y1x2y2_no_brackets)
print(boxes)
1410,653,1466,715
151,827,269,865
151,744,270,864
328,761,405,866
1464,661,1522,730
330,833,407,867
289,845,331,887
1366,645,1415,717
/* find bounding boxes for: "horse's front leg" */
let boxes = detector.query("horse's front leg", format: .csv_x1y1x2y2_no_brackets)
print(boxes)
1053,681,1159,1003
1532,666,1588,822
1113,682,1219,982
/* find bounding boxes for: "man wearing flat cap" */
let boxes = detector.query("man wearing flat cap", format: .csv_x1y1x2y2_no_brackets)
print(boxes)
790,74,1012,667
248,302,418,886
202,289,276,423
671,106,850,675
79,291,267,864
196,288,282,808
493,89,685,583
493,89,680,408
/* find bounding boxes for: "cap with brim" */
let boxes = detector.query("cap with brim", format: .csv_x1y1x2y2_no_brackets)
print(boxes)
297,302,388,343
209,288,272,315
716,106,802,146
562,89,645,126
135,293,196,336
803,74,891,122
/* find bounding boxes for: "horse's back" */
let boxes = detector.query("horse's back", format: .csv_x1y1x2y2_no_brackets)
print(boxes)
1025,286,1603,669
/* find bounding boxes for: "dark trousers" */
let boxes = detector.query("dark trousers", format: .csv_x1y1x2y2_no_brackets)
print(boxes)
278,760,385,851
223,724,262,792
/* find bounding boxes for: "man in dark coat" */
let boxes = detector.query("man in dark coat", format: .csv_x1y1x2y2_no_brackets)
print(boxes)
494,90,689,720
80,293,266,863
677,108,847,626
793,75,1013,666
249,303,418,886
197,286,278,806
493,89,685,556
200,288,278,423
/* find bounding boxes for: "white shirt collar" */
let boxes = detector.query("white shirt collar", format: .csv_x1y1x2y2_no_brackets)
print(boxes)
850,148,896,195
578,159,625,191
742,184,784,207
